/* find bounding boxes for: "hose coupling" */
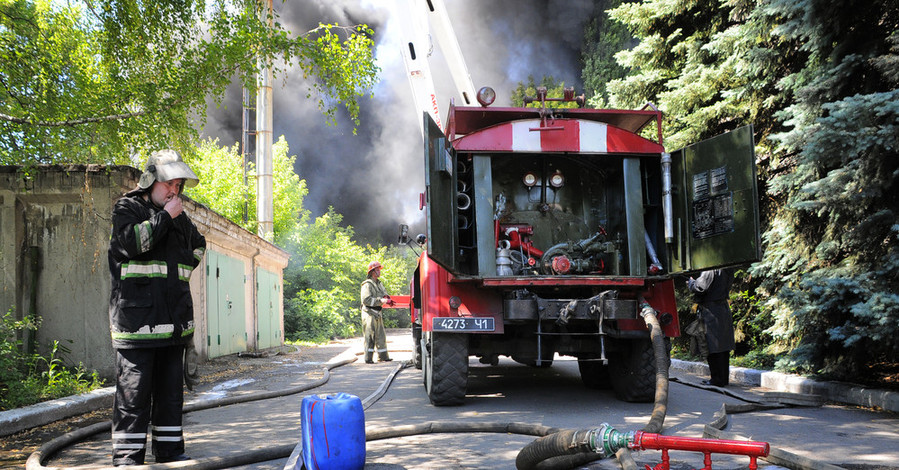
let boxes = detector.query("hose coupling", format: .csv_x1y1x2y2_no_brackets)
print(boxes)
585,423,635,458
639,301,657,319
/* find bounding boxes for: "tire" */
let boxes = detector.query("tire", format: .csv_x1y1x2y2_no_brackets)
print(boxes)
608,338,668,403
577,358,611,389
412,323,423,369
424,332,468,406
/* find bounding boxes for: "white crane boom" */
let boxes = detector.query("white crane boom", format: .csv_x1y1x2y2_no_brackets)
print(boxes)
423,0,477,107
399,0,477,137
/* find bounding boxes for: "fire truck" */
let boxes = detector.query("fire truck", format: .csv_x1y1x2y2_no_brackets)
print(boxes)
398,0,760,406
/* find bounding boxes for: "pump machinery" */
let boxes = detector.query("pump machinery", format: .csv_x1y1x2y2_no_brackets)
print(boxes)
397,85,762,406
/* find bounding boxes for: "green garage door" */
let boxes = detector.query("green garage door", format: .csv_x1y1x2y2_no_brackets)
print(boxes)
206,250,247,358
256,267,281,350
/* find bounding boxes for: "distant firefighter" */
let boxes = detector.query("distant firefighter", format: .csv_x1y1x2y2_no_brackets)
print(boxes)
360,261,394,364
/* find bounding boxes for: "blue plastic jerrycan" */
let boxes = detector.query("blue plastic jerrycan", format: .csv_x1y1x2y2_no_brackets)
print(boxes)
300,392,365,470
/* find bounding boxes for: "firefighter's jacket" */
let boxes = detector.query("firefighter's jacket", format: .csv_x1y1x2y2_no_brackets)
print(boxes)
360,278,388,317
108,191,206,349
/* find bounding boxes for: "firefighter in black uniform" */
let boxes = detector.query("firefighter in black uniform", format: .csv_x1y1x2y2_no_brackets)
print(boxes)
688,268,736,387
108,149,206,466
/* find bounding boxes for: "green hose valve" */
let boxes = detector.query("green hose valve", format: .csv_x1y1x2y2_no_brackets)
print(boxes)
587,423,635,457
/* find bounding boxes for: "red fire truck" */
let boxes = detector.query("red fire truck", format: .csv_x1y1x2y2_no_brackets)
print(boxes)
403,87,760,405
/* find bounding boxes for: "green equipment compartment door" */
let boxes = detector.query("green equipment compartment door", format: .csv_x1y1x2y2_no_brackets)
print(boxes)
424,112,459,272
668,125,761,273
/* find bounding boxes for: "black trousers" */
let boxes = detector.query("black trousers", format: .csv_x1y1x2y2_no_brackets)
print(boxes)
112,346,185,465
707,351,730,386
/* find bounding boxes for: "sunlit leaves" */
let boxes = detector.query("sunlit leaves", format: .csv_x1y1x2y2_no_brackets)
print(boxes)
0,0,379,164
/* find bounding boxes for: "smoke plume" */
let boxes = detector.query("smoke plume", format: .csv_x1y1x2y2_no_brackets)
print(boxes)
201,0,595,246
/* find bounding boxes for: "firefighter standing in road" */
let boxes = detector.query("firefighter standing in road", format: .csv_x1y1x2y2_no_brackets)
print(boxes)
361,261,394,363
107,149,206,466
688,268,735,387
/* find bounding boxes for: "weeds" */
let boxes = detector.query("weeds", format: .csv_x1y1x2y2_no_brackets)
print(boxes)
1,309,104,411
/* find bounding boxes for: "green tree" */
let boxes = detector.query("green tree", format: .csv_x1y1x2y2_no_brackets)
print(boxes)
581,0,634,107
594,0,899,381
510,75,581,109
747,7,899,379
185,138,416,343
280,209,417,341
186,136,309,246
0,0,379,165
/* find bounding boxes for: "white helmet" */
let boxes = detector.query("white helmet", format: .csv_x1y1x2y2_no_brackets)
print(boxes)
138,149,199,189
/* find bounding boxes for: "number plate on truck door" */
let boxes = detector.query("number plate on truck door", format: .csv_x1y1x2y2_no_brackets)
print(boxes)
432,317,495,332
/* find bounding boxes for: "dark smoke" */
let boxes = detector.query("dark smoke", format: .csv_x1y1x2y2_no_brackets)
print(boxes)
201,0,595,246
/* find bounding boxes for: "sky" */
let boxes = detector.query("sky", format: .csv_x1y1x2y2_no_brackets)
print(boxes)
201,0,596,245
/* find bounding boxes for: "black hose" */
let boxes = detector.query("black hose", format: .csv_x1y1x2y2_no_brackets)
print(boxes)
515,304,670,470
612,307,669,470
24,341,840,470
640,307,668,434
513,430,598,470
25,358,357,470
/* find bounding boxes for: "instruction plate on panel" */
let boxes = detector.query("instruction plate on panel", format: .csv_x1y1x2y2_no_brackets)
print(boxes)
692,166,735,239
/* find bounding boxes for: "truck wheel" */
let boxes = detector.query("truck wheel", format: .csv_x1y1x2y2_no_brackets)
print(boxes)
424,332,468,406
577,358,611,389
412,323,423,369
608,338,668,403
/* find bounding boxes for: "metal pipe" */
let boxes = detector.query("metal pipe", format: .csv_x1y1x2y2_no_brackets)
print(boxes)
661,153,674,244
255,0,274,241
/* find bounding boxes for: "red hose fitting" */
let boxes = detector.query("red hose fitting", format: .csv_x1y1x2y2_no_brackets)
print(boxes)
631,431,770,470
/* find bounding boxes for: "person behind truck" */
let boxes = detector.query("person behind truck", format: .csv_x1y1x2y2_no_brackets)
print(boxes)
107,149,206,466
688,268,735,387
361,261,394,364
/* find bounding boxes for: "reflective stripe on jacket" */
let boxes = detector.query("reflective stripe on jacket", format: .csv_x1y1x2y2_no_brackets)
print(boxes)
108,191,206,348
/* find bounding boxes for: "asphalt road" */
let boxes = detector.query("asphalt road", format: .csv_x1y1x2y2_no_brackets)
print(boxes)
38,330,899,470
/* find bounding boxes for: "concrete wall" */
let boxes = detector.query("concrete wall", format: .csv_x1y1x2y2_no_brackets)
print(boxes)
0,165,288,380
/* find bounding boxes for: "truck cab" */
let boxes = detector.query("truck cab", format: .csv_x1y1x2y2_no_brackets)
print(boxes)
410,89,760,405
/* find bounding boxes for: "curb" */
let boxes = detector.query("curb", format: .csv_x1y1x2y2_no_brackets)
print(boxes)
671,359,899,413
0,386,114,437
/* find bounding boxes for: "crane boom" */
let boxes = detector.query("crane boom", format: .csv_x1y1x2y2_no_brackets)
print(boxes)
399,0,477,136
399,0,442,135
423,0,477,107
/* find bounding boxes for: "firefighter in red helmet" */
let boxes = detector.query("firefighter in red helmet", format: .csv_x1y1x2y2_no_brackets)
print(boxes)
360,261,394,363
108,149,205,465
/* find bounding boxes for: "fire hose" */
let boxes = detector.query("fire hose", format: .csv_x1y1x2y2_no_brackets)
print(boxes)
516,301,671,470
26,329,839,470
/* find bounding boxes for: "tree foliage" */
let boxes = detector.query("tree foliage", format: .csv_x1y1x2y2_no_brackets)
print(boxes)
188,137,417,342
0,0,379,165
185,136,309,246
591,0,899,380
281,209,417,341
510,75,581,109
581,0,634,107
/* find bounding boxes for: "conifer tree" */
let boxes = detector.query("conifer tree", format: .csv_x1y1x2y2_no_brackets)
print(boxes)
597,0,899,379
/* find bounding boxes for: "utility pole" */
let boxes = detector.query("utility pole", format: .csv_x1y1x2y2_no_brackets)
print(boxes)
256,0,274,241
